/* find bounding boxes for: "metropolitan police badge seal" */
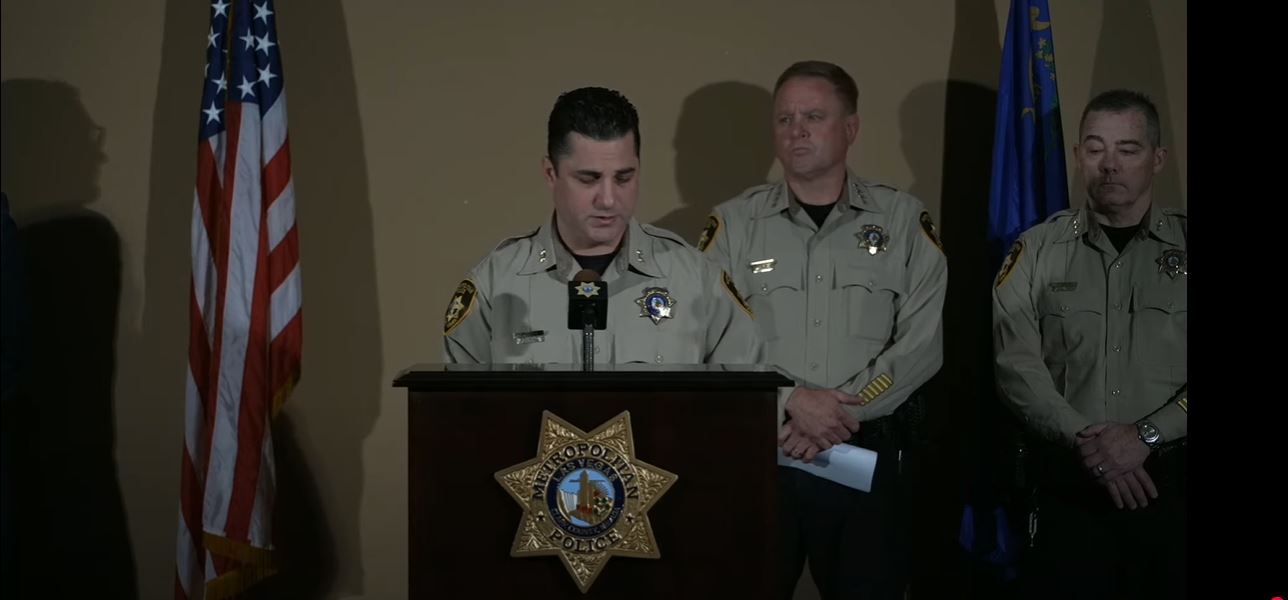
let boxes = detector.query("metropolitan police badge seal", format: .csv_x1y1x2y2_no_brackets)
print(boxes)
1156,249,1187,279
635,287,676,325
495,411,677,593
857,224,889,255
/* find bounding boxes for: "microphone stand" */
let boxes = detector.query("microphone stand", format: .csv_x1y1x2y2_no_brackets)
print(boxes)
581,304,595,371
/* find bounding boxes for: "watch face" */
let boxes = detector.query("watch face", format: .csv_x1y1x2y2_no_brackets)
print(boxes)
1139,422,1160,443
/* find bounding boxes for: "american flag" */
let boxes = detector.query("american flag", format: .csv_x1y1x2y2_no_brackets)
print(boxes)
176,0,302,598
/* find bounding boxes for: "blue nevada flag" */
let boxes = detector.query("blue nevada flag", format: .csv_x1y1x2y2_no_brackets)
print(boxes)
987,0,1069,265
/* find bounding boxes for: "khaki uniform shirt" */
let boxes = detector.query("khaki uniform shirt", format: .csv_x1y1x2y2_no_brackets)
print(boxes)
701,171,947,425
443,217,763,366
992,204,1188,446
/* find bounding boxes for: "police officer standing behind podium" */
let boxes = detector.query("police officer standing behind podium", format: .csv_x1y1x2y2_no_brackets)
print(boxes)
993,90,1187,599
700,61,948,599
443,86,761,366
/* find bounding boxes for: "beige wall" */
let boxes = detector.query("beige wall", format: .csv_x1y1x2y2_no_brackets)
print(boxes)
0,1,1185,598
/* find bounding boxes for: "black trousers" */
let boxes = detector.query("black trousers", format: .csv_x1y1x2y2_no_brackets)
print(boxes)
777,440,909,600
1019,445,1187,600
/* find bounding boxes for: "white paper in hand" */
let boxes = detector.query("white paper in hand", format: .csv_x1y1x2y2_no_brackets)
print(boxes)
776,443,878,492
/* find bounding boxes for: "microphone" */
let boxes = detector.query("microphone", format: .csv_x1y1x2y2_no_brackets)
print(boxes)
568,269,608,370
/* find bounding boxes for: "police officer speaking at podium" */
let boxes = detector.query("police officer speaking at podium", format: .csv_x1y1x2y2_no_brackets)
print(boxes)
442,86,761,367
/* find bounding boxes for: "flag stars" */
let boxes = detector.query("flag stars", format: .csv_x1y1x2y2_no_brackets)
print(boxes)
240,30,256,51
255,34,276,55
254,2,273,24
203,101,223,124
257,65,278,87
211,0,229,18
238,76,256,99
207,26,221,49
213,74,227,93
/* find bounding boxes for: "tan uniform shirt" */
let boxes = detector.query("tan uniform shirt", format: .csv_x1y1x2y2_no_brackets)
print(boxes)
993,204,1188,446
443,217,763,366
701,171,947,424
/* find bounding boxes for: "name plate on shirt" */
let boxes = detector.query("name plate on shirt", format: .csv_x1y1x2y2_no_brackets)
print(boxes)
749,258,776,273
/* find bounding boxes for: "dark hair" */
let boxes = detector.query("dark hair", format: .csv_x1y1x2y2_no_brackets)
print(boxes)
773,61,859,115
546,87,640,169
1081,89,1161,147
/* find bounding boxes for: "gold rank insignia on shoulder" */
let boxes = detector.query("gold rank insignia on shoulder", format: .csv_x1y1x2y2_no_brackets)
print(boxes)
495,411,677,593
575,281,602,298
857,224,889,255
1156,249,1187,279
636,287,676,325
443,279,477,335
697,214,721,252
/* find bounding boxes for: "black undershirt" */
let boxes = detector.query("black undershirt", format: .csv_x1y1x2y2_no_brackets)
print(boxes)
801,201,837,229
1103,223,1141,254
572,250,618,276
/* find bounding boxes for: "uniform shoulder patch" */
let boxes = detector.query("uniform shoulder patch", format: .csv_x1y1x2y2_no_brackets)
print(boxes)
721,270,753,318
697,213,721,253
995,239,1024,289
919,211,945,254
443,279,478,335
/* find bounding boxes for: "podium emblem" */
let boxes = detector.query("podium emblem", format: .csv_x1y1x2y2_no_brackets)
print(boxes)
495,411,677,593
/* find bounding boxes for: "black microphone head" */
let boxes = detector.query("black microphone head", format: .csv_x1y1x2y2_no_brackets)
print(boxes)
568,269,608,330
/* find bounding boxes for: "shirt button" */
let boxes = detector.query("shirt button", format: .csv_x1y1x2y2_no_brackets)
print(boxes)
1111,389,1121,396
1113,262,1122,269
1113,302,1122,310
810,362,819,371
813,319,822,327
761,284,768,292
594,345,601,354
1113,345,1121,352
1061,305,1069,311
655,354,663,364
815,274,823,282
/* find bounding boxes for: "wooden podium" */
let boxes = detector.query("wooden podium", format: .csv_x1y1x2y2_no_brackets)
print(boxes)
393,363,790,598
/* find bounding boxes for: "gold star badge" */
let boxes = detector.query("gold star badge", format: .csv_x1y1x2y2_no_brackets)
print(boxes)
635,287,676,325
575,281,601,298
1156,249,1187,279
856,224,889,256
494,411,677,593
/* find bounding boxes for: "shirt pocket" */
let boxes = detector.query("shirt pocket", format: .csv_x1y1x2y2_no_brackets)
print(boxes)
835,265,899,342
1130,284,1187,380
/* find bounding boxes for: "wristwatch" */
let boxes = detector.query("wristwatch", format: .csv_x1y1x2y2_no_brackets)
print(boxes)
1136,419,1163,450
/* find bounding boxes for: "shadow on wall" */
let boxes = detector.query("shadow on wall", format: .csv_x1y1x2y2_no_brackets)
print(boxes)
1086,0,1183,208
1,78,139,599
654,81,774,244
